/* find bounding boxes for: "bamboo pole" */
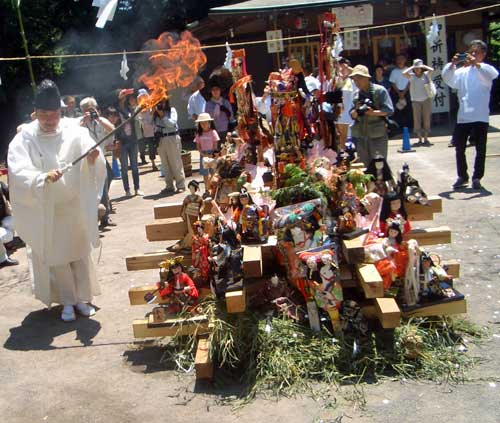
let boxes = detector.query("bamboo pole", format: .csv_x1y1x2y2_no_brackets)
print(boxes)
13,0,36,94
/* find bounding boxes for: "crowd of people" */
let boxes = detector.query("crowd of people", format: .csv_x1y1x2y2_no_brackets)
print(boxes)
0,39,497,322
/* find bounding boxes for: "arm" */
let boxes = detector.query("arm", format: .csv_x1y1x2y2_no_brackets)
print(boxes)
475,63,499,85
213,130,220,151
441,62,458,89
402,68,412,79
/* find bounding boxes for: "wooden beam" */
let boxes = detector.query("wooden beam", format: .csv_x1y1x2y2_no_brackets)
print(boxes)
195,336,213,380
405,196,442,215
407,210,435,222
126,251,192,271
356,264,384,299
226,290,246,313
402,299,467,318
350,162,365,169
243,245,263,278
154,202,182,219
132,318,211,338
145,217,186,241
374,298,401,328
259,235,278,269
342,236,366,264
404,226,452,245
442,259,460,279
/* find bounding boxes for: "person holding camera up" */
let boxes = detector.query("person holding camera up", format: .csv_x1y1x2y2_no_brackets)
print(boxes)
442,40,498,190
154,98,186,194
349,65,394,165
80,97,116,228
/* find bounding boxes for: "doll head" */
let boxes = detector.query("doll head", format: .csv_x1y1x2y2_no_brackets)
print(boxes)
306,256,318,270
366,155,393,181
321,253,333,266
419,251,435,272
386,220,403,244
193,220,204,236
380,192,407,221
188,180,200,194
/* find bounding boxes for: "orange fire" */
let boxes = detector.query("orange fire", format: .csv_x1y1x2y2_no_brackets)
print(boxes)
138,31,207,110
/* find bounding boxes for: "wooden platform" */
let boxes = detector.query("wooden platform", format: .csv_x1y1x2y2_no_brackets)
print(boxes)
126,251,192,271
145,217,186,241
405,196,442,215
154,200,213,220
356,264,384,299
243,245,263,278
226,289,246,313
128,285,211,305
195,336,213,380
402,299,467,318
404,226,452,245
133,316,211,338
374,297,401,328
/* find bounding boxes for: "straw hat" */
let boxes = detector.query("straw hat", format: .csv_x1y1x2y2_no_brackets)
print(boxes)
412,59,425,68
195,112,213,123
349,64,371,79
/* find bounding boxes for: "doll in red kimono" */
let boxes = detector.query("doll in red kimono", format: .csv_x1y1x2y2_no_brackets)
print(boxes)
192,221,210,286
379,192,411,236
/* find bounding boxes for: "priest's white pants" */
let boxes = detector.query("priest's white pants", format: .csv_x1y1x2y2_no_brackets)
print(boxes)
51,259,94,306
0,216,14,262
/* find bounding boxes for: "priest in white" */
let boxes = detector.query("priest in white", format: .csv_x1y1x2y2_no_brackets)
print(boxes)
8,80,106,322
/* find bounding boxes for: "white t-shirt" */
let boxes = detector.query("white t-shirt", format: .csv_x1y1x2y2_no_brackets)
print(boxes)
442,62,499,123
408,71,431,102
389,67,409,91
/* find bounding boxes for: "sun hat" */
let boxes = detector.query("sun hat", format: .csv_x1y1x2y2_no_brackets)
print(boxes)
137,88,149,98
195,112,214,123
349,64,371,79
412,59,425,68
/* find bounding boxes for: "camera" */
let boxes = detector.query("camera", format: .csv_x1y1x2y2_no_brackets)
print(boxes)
456,53,468,67
89,109,98,120
356,98,374,116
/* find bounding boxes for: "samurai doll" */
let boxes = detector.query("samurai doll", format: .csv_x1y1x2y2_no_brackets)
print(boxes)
398,163,428,205
232,190,269,243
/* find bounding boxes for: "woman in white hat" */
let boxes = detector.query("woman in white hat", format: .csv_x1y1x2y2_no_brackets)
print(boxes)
194,112,219,194
403,59,434,146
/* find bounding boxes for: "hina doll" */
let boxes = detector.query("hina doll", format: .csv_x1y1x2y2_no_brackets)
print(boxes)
191,221,210,286
379,192,411,236
398,163,428,205
419,252,455,299
365,155,396,197
233,190,268,243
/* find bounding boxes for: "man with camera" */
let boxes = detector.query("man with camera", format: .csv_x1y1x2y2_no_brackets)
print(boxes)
349,65,394,166
79,97,116,229
442,40,498,190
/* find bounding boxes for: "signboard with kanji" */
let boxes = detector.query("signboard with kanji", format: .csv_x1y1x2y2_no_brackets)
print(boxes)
266,30,284,54
332,5,373,28
343,28,360,50
425,17,450,113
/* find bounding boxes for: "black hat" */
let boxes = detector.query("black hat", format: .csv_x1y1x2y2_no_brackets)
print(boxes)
34,79,61,110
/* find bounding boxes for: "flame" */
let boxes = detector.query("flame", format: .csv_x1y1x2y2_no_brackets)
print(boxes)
138,31,207,110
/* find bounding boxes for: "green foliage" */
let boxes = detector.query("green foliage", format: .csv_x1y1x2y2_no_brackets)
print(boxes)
489,22,500,63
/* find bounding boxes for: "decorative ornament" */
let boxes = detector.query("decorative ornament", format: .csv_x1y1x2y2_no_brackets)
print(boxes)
120,50,129,80
426,14,439,45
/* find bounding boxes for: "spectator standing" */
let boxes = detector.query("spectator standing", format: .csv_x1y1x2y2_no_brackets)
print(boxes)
336,58,354,151
137,89,158,171
104,107,142,197
8,79,106,321
372,64,392,91
154,99,186,194
187,76,206,121
205,83,233,150
349,65,394,165
389,54,412,131
0,181,18,268
255,85,272,123
403,59,434,146
194,113,219,194
62,95,82,118
79,97,117,228
442,40,499,190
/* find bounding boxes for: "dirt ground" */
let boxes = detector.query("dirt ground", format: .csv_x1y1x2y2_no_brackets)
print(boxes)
1,118,500,423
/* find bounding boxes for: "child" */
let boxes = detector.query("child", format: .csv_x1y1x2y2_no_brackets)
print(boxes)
194,113,219,194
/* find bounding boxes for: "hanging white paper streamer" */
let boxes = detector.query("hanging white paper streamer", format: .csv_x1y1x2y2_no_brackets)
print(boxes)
426,14,439,45
120,51,129,80
95,0,118,29
333,34,343,58
223,42,232,69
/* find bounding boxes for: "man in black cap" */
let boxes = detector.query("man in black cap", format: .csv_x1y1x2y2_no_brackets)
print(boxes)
8,79,106,322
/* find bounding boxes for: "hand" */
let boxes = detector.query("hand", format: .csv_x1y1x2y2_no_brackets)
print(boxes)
183,286,192,293
451,53,460,66
118,88,134,100
45,169,63,183
466,53,478,67
87,148,100,165
364,108,378,116
350,109,359,120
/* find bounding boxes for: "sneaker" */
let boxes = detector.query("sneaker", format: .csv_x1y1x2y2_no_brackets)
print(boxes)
422,140,432,146
472,179,482,190
125,190,132,197
0,257,19,268
61,305,76,322
452,177,469,189
75,302,96,317
135,189,145,196
448,142,455,148
177,188,186,193
161,187,175,195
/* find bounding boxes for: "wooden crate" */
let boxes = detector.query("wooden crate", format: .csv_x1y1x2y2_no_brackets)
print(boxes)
226,290,246,313
243,245,263,278
405,196,442,215
374,298,401,328
195,336,213,380
356,264,384,299
404,226,452,246
126,251,192,271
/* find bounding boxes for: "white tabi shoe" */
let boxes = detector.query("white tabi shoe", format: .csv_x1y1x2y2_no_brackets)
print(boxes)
75,302,96,317
61,305,76,322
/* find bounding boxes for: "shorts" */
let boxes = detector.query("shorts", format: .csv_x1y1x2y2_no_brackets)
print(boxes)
199,150,215,176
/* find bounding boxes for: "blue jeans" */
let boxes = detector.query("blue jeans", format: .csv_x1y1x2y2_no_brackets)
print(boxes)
119,142,140,192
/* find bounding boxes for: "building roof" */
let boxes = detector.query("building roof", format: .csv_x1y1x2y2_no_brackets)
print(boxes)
210,0,371,14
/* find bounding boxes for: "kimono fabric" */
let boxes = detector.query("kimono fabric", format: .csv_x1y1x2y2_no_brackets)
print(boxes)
8,120,106,306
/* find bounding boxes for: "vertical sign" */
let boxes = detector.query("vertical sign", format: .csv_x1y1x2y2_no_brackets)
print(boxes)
425,17,450,113
343,28,360,50
266,30,284,54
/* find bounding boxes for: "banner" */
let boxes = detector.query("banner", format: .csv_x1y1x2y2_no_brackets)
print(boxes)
425,17,450,113
331,5,373,28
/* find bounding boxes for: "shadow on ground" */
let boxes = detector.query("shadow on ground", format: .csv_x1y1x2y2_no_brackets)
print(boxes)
3,308,101,350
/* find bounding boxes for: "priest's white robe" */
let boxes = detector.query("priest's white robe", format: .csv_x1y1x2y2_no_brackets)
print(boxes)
7,119,106,306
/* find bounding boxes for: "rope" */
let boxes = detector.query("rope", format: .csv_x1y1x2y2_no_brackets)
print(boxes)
0,3,498,62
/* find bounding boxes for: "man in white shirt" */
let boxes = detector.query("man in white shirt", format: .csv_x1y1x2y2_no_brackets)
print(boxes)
389,54,411,130
442,40,499,190
187,76,206,122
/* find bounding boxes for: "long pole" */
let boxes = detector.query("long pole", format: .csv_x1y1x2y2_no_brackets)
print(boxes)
13,0,36,94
